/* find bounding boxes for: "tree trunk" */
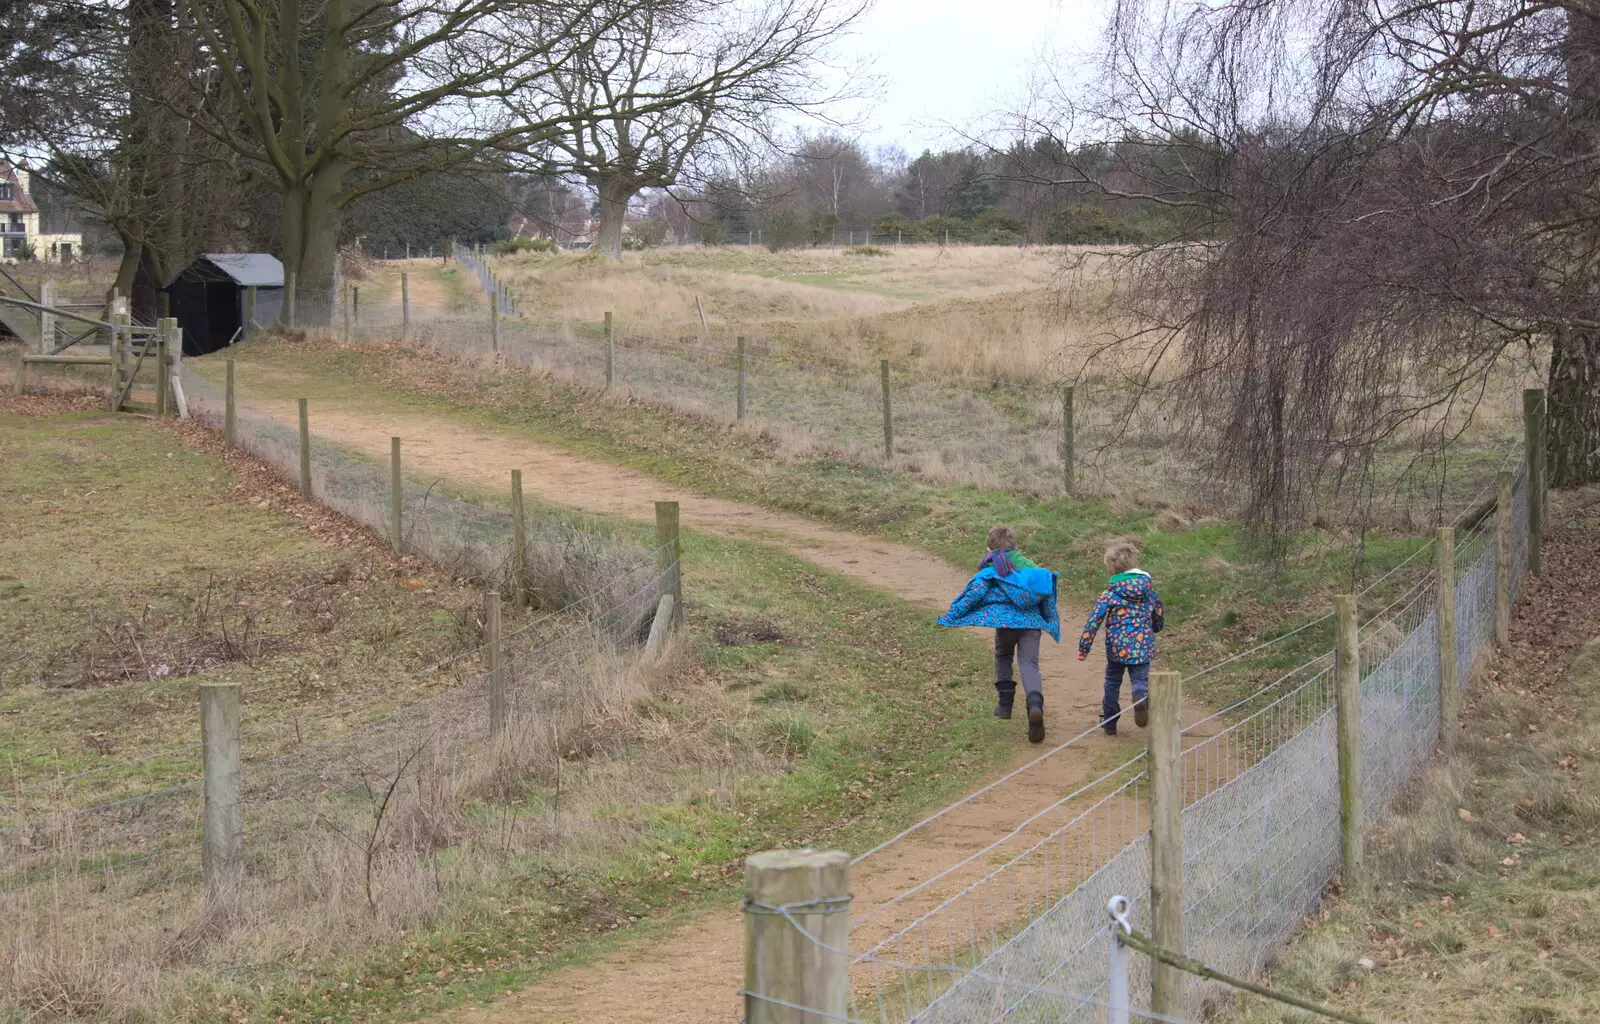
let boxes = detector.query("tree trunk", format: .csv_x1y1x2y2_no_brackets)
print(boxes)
593,176,633,262
111,234,140,302
1547,327,1600,487
281,164,345,324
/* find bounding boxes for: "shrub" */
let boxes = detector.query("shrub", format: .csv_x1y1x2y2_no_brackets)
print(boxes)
490,236,557,256
845,245,891,257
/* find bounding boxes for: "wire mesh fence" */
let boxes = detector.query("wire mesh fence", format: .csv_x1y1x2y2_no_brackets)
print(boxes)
296,244,1191,500
792,462,1535,1022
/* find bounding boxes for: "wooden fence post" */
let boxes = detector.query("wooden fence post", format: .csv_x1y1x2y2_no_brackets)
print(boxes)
224,359,237,448
1148,668,1183,1018
1495,470,1513,645
200,683,243,896
736,335,748,421
510,469,527,606
390,437,404,554
285,271,296,328
1062,384,1076,494
487,590,505,735
879,359,893,460
38,279,56,354
490,290,500,351
604,311,615,389
352,285,360,324
401,272,410,337
342,287,351,345
1524,389,1544,576
12,354,24,395
298,398,312,500
656,500,683,627
743,849,850,1024
1436,527,1458,747
243,285,257,341
1334,594,1364,890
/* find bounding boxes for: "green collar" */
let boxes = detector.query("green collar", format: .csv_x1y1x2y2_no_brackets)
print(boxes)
1109,571,1149,583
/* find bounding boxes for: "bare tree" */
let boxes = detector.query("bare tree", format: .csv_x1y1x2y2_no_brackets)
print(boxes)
511,0,867,261
182,0,686,321
1015,1,1600,538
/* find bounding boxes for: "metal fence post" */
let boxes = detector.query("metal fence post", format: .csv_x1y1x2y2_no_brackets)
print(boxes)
511,469,527,606
1149,668,1183,1017
737,335,748,420
487,590,505,735
1495,470,1513,645
224,359,237,448
1334,594,1364,890
200,683,243,896
401,272,411,338
244,285,257,341
1107,897,1131,1024
1062,384,1076,494
880,359,893,459
390,437,403,554
342,287,351,345
297,398,312,500
604,311,615,389
1524,389,1544,576
353,285,360,325
743,849,850,1024
656,500,683,627
1436,527,1458,747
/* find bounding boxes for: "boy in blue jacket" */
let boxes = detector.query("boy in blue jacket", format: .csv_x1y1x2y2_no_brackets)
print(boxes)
937,525,1060,744
1077,540,1164,736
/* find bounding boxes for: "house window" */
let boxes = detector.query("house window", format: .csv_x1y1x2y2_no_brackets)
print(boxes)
0,183,11,201
59,243,72,261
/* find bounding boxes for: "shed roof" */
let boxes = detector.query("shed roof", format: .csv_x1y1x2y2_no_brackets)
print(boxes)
199,253,284,287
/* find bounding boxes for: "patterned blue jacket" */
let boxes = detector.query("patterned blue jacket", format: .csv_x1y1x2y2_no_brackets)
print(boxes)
938,566,1062,642
1078,570,1164,664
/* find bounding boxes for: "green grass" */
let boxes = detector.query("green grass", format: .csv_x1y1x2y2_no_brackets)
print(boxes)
0,408,499,801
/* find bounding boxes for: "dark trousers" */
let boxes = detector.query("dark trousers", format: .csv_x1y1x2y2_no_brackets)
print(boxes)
1102,660,1150,723
994,628,1043,697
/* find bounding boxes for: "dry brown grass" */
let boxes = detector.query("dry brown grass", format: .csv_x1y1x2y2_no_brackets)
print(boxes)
0,633,760,1021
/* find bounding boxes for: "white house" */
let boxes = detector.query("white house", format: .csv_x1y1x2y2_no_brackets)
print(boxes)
1,163,83,263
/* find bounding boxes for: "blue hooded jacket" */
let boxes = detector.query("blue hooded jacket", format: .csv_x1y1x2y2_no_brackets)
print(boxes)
938,565,1061,642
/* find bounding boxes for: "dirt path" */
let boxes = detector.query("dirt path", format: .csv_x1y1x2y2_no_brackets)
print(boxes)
225,391,1214,1023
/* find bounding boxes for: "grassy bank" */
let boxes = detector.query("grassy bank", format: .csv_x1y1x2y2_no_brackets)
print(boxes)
1226,490,1600,1024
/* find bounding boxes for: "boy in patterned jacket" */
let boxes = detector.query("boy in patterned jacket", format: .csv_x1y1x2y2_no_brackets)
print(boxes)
1076,540,1164,736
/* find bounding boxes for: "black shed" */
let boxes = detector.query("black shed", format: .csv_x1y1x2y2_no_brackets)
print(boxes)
162,253,285,356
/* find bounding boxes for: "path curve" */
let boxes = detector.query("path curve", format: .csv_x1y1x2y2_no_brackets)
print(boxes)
235,393,1207,1023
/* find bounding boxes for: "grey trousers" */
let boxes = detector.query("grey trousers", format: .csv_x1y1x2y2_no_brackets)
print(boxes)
994,628,1043,697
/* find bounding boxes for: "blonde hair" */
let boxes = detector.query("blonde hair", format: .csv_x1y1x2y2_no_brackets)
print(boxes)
1104,539,1140,574
986,525,1017,551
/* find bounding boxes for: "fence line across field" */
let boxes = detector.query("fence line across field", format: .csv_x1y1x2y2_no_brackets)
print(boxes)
743,399,1544,1021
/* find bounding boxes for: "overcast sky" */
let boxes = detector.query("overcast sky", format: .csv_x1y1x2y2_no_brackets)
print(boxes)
835,0,1110,156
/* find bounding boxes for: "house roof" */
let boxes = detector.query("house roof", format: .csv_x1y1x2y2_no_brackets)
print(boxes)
0,163,39,215
201,253,284,287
